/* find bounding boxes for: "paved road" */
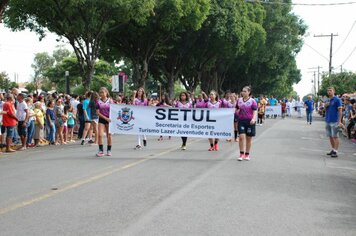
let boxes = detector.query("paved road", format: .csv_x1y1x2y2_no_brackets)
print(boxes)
0,116,355,236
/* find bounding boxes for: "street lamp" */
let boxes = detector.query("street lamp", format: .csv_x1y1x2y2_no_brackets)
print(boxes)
65,71,70,95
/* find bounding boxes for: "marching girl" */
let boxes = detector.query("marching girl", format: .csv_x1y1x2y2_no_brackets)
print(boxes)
221,90,236,142
194,91,208,108
236,86,258,161
207,90,222,151
132,87,148,149
157,93,172,141
96,87,114,157
176,91,192,150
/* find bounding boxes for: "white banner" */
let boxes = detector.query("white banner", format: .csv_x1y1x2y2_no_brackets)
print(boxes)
265,105,282,116
109,105,234,138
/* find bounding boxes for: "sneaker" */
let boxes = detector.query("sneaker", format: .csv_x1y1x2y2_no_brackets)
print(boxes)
143,140,147,147
208,147,215,151
331,152,338,158
88,140,94,144
326,150,335,156
96,151,104,157
181,145,186,150
19,147,27,151
244,154,250,161
214,143,219,151
106,151,112,156
237,153,244,161
134,145,142,150
81,140,85,145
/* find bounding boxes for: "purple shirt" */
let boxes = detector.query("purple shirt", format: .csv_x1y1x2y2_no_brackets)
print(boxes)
195,99,207,108
236,98,257,121
222,99,235,108
96,98,112,118
175,101,192,108
207,100,221,109
134,98,148,106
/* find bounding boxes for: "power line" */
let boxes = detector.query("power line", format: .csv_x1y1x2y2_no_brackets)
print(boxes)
304,42,329,62
333,20,356,55
245,0,356,6
339,43,356,66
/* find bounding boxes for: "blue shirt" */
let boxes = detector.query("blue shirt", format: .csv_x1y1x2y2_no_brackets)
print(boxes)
269,98,277,106
82,99,91,121
304,100,314,112
325,96,342,123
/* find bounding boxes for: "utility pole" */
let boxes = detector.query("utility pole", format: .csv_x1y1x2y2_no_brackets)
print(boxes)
308,66,322,94
314,33,338,77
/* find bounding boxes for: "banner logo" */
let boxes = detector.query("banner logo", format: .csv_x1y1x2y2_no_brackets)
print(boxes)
117,107,135,131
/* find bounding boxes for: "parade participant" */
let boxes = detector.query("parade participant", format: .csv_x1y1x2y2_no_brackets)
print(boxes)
176,91,192,150
3,94,17,153
304,95,314,124
325,87,343,158
207,90,222,151
232,93,239,141
96,87,114,157
194,92,208,108
157,93,172,141
132,87,148,149
221,91,236,142
236,86,258,161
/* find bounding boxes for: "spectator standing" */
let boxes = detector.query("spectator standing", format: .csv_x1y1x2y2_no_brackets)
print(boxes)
16,93,29,150
325,87,343,158
3,94,18,152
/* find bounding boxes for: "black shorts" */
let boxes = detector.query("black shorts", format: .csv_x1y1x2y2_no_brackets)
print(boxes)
99,117,109,125
238,120,256,137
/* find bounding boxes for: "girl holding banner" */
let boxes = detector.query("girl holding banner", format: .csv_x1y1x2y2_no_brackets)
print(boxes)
157,93,172,141
175,91,192,150
207,90,222,151
133,88,149,149
236,86,258,161
96,87,113,157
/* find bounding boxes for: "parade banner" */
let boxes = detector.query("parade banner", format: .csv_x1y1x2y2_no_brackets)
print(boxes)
265,105,282,116
109,105,234,138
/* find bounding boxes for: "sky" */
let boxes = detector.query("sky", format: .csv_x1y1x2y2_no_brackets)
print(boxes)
0,0,356,97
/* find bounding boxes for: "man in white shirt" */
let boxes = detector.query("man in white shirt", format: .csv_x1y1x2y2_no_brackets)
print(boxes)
16,93,29,150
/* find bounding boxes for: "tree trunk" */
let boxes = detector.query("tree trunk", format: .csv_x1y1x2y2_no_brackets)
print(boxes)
132,59,149,88
83,62,95,91
0,0,9,23
166,73,176,100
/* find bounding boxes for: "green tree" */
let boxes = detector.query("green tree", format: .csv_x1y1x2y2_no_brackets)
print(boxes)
319,72,356,96
31,52,55,93
102,0,210,89
224,0,306,96
4,0,155,90
0,71,18,92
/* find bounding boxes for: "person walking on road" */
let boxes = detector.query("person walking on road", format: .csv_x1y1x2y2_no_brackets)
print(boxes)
175,92,192,150
236,86,258,161
207,90,221,151
96,87,113,157
325,87,343,158
132,87,149,149
304,95,314,124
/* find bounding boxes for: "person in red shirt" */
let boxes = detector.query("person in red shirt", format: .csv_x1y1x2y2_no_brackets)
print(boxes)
3,94,18,152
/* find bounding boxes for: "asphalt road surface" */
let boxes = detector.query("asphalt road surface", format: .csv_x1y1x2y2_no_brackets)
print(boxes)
0,116,355,236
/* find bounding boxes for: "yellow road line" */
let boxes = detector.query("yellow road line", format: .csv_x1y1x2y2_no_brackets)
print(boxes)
0,140,200,216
